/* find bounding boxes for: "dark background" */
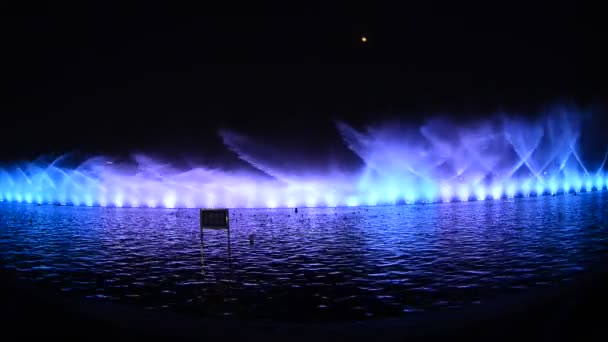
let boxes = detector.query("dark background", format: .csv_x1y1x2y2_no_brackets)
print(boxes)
1,2,606,163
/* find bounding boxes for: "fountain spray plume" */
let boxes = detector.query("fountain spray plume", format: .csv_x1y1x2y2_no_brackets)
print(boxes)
1,107,606,208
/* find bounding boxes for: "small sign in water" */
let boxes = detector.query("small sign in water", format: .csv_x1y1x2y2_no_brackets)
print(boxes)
200,209,229,229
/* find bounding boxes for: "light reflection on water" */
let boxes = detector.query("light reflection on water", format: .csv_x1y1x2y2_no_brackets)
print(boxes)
0,192,607,321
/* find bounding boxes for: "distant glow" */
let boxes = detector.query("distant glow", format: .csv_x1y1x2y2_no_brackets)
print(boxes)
114,193,124,207
521,181,531,197
422,182,437,203
441,185,452,202
146,199,157,208
458,185,469,202
405,191,416,204
595,176,604,190
347,197,359,207
475,187,486,201
535,183,545,196
549,179,558,195
266,198,277,208
506,183,516,198
206,193,216,208
361,36,367,43
0,111,606,209
492,186,502,200
366,193,378,206
574,179,583,192
6,171,604,208
306,196,317,207
72,196,81,206
163,192,176,208
324,194,336,207
387,189,398,204
84,195,93,207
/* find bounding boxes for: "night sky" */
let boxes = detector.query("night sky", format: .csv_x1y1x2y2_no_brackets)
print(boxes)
2,2,606,162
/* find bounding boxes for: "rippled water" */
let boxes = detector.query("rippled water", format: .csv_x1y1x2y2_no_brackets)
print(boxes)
1,192,608,321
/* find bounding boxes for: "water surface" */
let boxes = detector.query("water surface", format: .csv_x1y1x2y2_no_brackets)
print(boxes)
1,192,607,321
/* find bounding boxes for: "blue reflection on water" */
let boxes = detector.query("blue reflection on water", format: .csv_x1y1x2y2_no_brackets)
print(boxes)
0,191,607,321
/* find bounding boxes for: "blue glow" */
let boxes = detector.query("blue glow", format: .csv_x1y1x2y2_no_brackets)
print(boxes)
265,198,277,208
146,199,157,208
506,183,516,198
535,182,545,196
0,112,606,209
404,191,416,204
422,181,437,203
8,171,604,208
306,196,317,207
521,181,531,197
72,196,81,206
596,176,604,190
441,185,452,202
366,192,379,206
473,187,485,201
585,179,592,191
324,194,336,207
573,179,582,192
347,197,359,207
85,195,93,207
387,189,398,204
114,193,124,207
549,179,558,195
163,192,176,208
458,185,469,202
492,186,503,200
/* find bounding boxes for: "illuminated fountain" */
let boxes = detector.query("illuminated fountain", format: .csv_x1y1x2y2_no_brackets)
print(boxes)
1,109,606,208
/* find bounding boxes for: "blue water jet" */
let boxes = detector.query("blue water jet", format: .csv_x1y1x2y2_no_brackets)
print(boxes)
1,110,606,208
